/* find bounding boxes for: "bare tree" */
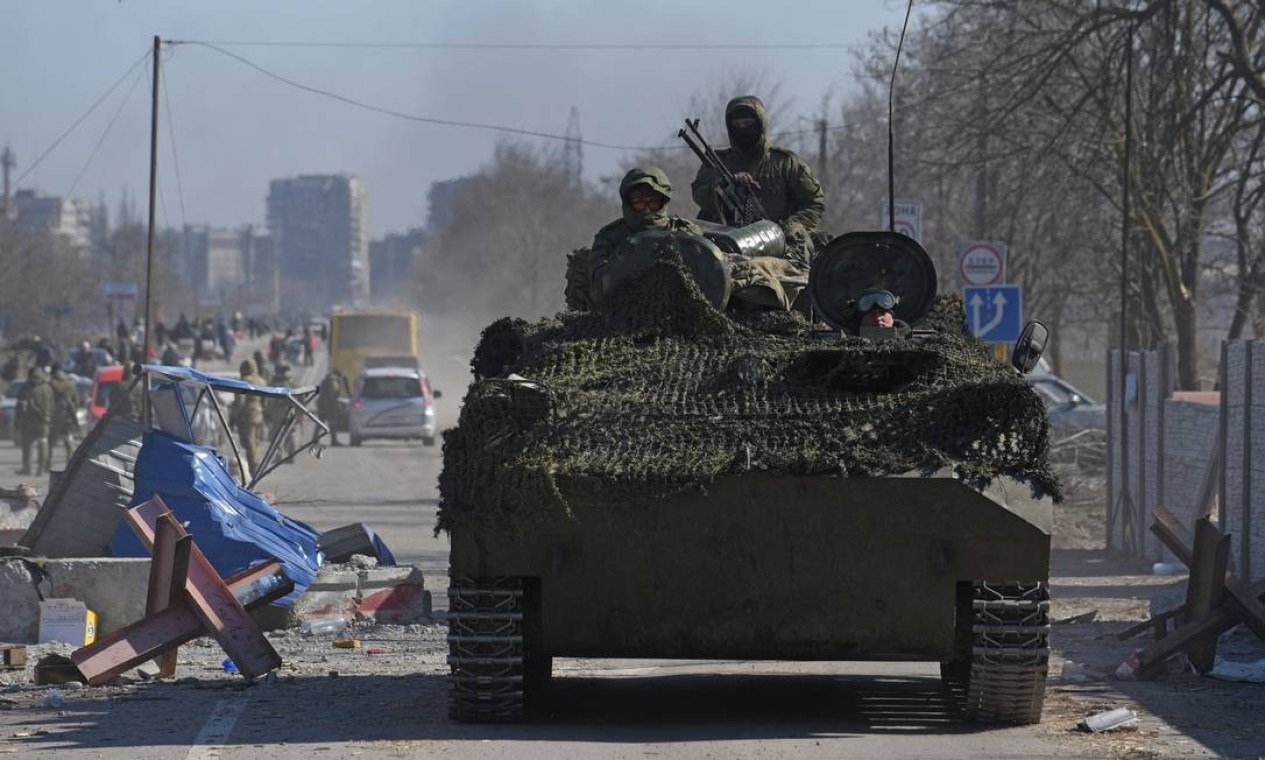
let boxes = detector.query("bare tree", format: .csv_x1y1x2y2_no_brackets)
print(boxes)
416,142,614,323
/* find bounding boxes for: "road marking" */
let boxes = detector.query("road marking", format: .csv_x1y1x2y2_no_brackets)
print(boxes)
187,693,250,760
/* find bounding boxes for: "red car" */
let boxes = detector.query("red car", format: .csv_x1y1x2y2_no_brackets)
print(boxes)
87,365,124,430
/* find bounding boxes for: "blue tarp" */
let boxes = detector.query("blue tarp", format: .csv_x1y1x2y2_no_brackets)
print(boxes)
110,431,322,605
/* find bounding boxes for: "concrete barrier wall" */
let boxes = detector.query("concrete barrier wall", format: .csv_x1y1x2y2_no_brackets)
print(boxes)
1161,399,1219,561
1223,341,1265,581
0,557,150,644
1110,340,1265,581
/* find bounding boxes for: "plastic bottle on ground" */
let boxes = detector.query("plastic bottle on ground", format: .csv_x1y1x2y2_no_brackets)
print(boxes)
300,616,348,635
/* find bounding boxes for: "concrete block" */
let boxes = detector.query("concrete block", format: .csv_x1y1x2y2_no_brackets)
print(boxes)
254,563,433,630
0,558,150,644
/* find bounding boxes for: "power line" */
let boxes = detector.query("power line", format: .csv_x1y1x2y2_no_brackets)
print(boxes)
171,39,865,52
184,42,860,152
67,61,148,197
14,49,151,189
161,48,189,229
186,41,666,150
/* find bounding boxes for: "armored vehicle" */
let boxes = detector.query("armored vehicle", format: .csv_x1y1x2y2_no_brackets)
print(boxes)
440,229,1057,726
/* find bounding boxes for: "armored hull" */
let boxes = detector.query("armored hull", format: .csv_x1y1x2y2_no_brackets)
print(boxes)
441,234,1057,725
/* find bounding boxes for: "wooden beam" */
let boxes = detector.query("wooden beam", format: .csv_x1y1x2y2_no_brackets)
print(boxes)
1225,577,1265,644
1116,606,1183,641
1184,517,1231,672
1151,505,1195,568
72,560,291,685
1195,425,1224,521
1136,606,1236,678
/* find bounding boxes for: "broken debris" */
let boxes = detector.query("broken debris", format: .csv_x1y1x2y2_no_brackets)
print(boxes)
1078,707,1140,733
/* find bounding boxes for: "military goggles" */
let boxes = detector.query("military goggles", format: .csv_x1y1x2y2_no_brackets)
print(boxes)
857,290,898,313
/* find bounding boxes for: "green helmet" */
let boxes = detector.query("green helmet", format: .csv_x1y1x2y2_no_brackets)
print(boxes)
620,166,673,204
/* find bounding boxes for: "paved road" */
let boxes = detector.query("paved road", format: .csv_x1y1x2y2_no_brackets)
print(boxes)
0,338,1079,759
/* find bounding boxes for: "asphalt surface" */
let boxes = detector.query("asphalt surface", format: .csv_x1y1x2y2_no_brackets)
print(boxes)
0,336,1086,759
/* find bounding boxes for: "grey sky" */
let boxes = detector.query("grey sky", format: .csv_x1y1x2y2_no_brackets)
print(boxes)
2,1,904,237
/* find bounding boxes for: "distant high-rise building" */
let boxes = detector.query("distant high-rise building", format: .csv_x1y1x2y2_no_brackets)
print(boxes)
368,229,425,303
266,174,368,311
12,189,95,251
176,225,249,307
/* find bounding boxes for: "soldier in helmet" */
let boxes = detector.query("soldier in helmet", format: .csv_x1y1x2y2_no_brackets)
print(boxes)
852,288,911,338
109,363,146,423
47,365,82,468
565,166,701,311
232,359,268,477
266,364,302,462
16,367,54,476
317,367,351,446
690,95,825,268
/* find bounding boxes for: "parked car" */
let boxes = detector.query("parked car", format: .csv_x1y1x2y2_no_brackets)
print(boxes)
1028,373,1106,434
87,365,125,431
348,366,441,447
0,380,25,442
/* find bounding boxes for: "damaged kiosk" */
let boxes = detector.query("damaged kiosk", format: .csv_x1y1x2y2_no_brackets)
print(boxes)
440,229,1057,725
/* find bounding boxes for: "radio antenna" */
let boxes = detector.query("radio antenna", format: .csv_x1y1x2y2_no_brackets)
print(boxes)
888,0,915,232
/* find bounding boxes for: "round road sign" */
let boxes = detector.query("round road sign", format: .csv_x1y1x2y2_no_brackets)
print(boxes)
958,243,1005,286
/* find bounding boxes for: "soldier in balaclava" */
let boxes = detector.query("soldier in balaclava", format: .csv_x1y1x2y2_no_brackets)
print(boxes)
690,95,825,269
565,166,701,311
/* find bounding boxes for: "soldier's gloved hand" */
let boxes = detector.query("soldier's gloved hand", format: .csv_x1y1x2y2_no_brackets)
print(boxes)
725,253,752,282
781,221,808,243
733,172,761,190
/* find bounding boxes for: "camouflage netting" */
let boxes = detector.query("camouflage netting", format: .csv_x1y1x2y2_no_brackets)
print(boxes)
438,244,1060,533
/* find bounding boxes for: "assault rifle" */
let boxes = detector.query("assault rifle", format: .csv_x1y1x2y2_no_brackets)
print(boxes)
678,118,768,228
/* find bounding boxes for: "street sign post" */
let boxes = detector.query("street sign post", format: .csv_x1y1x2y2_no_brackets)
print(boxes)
880,199,922,241
957,241,1007,287
963,285,1023,345
103,282,139,302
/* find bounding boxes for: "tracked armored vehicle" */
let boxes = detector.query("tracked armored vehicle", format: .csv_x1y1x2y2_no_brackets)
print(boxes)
440,229,1057,726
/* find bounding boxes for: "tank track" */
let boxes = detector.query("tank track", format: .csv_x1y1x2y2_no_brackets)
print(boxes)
950,581,1050,725
447,577,525,723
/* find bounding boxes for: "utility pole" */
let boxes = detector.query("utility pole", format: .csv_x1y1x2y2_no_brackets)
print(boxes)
143,35,160,366
1,145,14,219
562,106,583,187
973,76,988,239
141,35,161,424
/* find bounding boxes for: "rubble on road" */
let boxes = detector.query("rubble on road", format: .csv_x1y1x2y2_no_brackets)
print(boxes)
0,364,417,657
0,484,39,548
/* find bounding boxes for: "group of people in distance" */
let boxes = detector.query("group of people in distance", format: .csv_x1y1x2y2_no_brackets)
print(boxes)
566,94,902,333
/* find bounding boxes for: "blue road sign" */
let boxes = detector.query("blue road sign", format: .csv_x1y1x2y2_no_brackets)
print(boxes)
963,285,1022,344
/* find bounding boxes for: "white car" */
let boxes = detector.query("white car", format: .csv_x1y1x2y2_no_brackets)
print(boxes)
348,367,441,447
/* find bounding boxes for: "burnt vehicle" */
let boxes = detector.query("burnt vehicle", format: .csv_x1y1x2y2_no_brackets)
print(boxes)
439,228,1058,726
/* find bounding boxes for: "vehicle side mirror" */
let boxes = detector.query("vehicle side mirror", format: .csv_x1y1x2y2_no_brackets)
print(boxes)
1011,320,1049,375
433,389,443,399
